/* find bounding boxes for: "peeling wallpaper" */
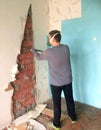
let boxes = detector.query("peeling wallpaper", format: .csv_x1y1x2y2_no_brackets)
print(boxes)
49,0,81,30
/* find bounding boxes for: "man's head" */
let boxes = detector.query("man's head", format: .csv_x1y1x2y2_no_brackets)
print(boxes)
48,30,61,46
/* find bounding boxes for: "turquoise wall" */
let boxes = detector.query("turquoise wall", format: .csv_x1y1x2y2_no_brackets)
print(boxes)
61,0,101,108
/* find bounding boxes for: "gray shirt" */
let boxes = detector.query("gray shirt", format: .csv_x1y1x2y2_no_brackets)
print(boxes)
32,45,72,86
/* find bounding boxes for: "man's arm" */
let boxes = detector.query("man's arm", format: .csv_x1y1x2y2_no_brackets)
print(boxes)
31,48,47,60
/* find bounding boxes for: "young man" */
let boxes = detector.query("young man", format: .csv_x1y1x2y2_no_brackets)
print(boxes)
31,30,76,130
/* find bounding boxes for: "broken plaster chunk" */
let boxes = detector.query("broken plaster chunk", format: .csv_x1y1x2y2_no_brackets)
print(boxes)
12,104,47,126
27,119,46,130
5,82,14,91
6,126,17,130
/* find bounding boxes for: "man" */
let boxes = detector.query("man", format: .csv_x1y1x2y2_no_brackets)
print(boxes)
31,30,76,130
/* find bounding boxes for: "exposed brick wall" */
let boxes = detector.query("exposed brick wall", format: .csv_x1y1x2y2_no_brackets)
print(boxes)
11,5,36,119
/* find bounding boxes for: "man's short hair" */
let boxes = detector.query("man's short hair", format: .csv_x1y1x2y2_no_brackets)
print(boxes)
49,30,61,42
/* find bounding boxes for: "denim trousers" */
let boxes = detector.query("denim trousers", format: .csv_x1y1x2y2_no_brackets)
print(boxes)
50,82,76,127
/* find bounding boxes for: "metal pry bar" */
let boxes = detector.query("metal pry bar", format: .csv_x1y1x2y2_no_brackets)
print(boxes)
35,49,43,52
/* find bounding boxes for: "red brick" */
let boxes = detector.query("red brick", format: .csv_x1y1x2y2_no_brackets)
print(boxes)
20,81,34,91
27,63,34,70
12,93,18,100
22,97,35,107
18,96,26,103
12,6,36,119
18,64,27,71
19,58,33,65
16,71,34,80
20,47,31,53
26,21,32,29
25,93,33,99
15,72,27,79
17,52,33,61
12,79,28,86
26,52,33,58
19,84,28,91
26,80,34,87
23,87,31,94
22,40,32,48
25,16,32,28
29,97,35,104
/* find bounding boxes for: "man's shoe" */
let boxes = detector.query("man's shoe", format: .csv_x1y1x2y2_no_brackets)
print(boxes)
71,120,76,123
50,125,60,130
68,116,76,123
47,122,60,130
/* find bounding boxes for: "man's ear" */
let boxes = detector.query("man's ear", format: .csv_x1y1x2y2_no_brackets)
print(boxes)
50,37,54,43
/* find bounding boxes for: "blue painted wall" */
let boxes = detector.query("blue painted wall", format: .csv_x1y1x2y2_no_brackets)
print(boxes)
61,0,101,108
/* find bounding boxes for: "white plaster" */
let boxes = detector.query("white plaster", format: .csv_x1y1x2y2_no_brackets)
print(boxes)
49,0,81,30
11,64,18,81
27,119,46,130
0,90,13,130
7,126,17,130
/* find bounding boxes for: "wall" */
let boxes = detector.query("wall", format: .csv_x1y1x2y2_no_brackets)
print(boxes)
4,0,99,114
0,0,49,129
61,0,101,108
12,6,36,119
1,0,92,128
49,0,81,30
32,0,50,103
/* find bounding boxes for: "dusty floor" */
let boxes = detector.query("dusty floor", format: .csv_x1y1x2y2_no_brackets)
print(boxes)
3,98,101,130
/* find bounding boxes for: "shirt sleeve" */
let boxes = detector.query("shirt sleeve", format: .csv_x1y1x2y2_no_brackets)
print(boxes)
31,48,48,60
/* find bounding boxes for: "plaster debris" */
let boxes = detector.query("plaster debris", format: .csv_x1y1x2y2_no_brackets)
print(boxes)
11,64,18,81
27,119,46,130
12,104,47,126
6,126,17,130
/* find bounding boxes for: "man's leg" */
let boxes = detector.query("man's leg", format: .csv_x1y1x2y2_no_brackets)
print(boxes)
50,84,62,128
63,83,76,121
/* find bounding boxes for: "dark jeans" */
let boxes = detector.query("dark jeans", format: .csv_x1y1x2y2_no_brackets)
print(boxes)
50,82,76,127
